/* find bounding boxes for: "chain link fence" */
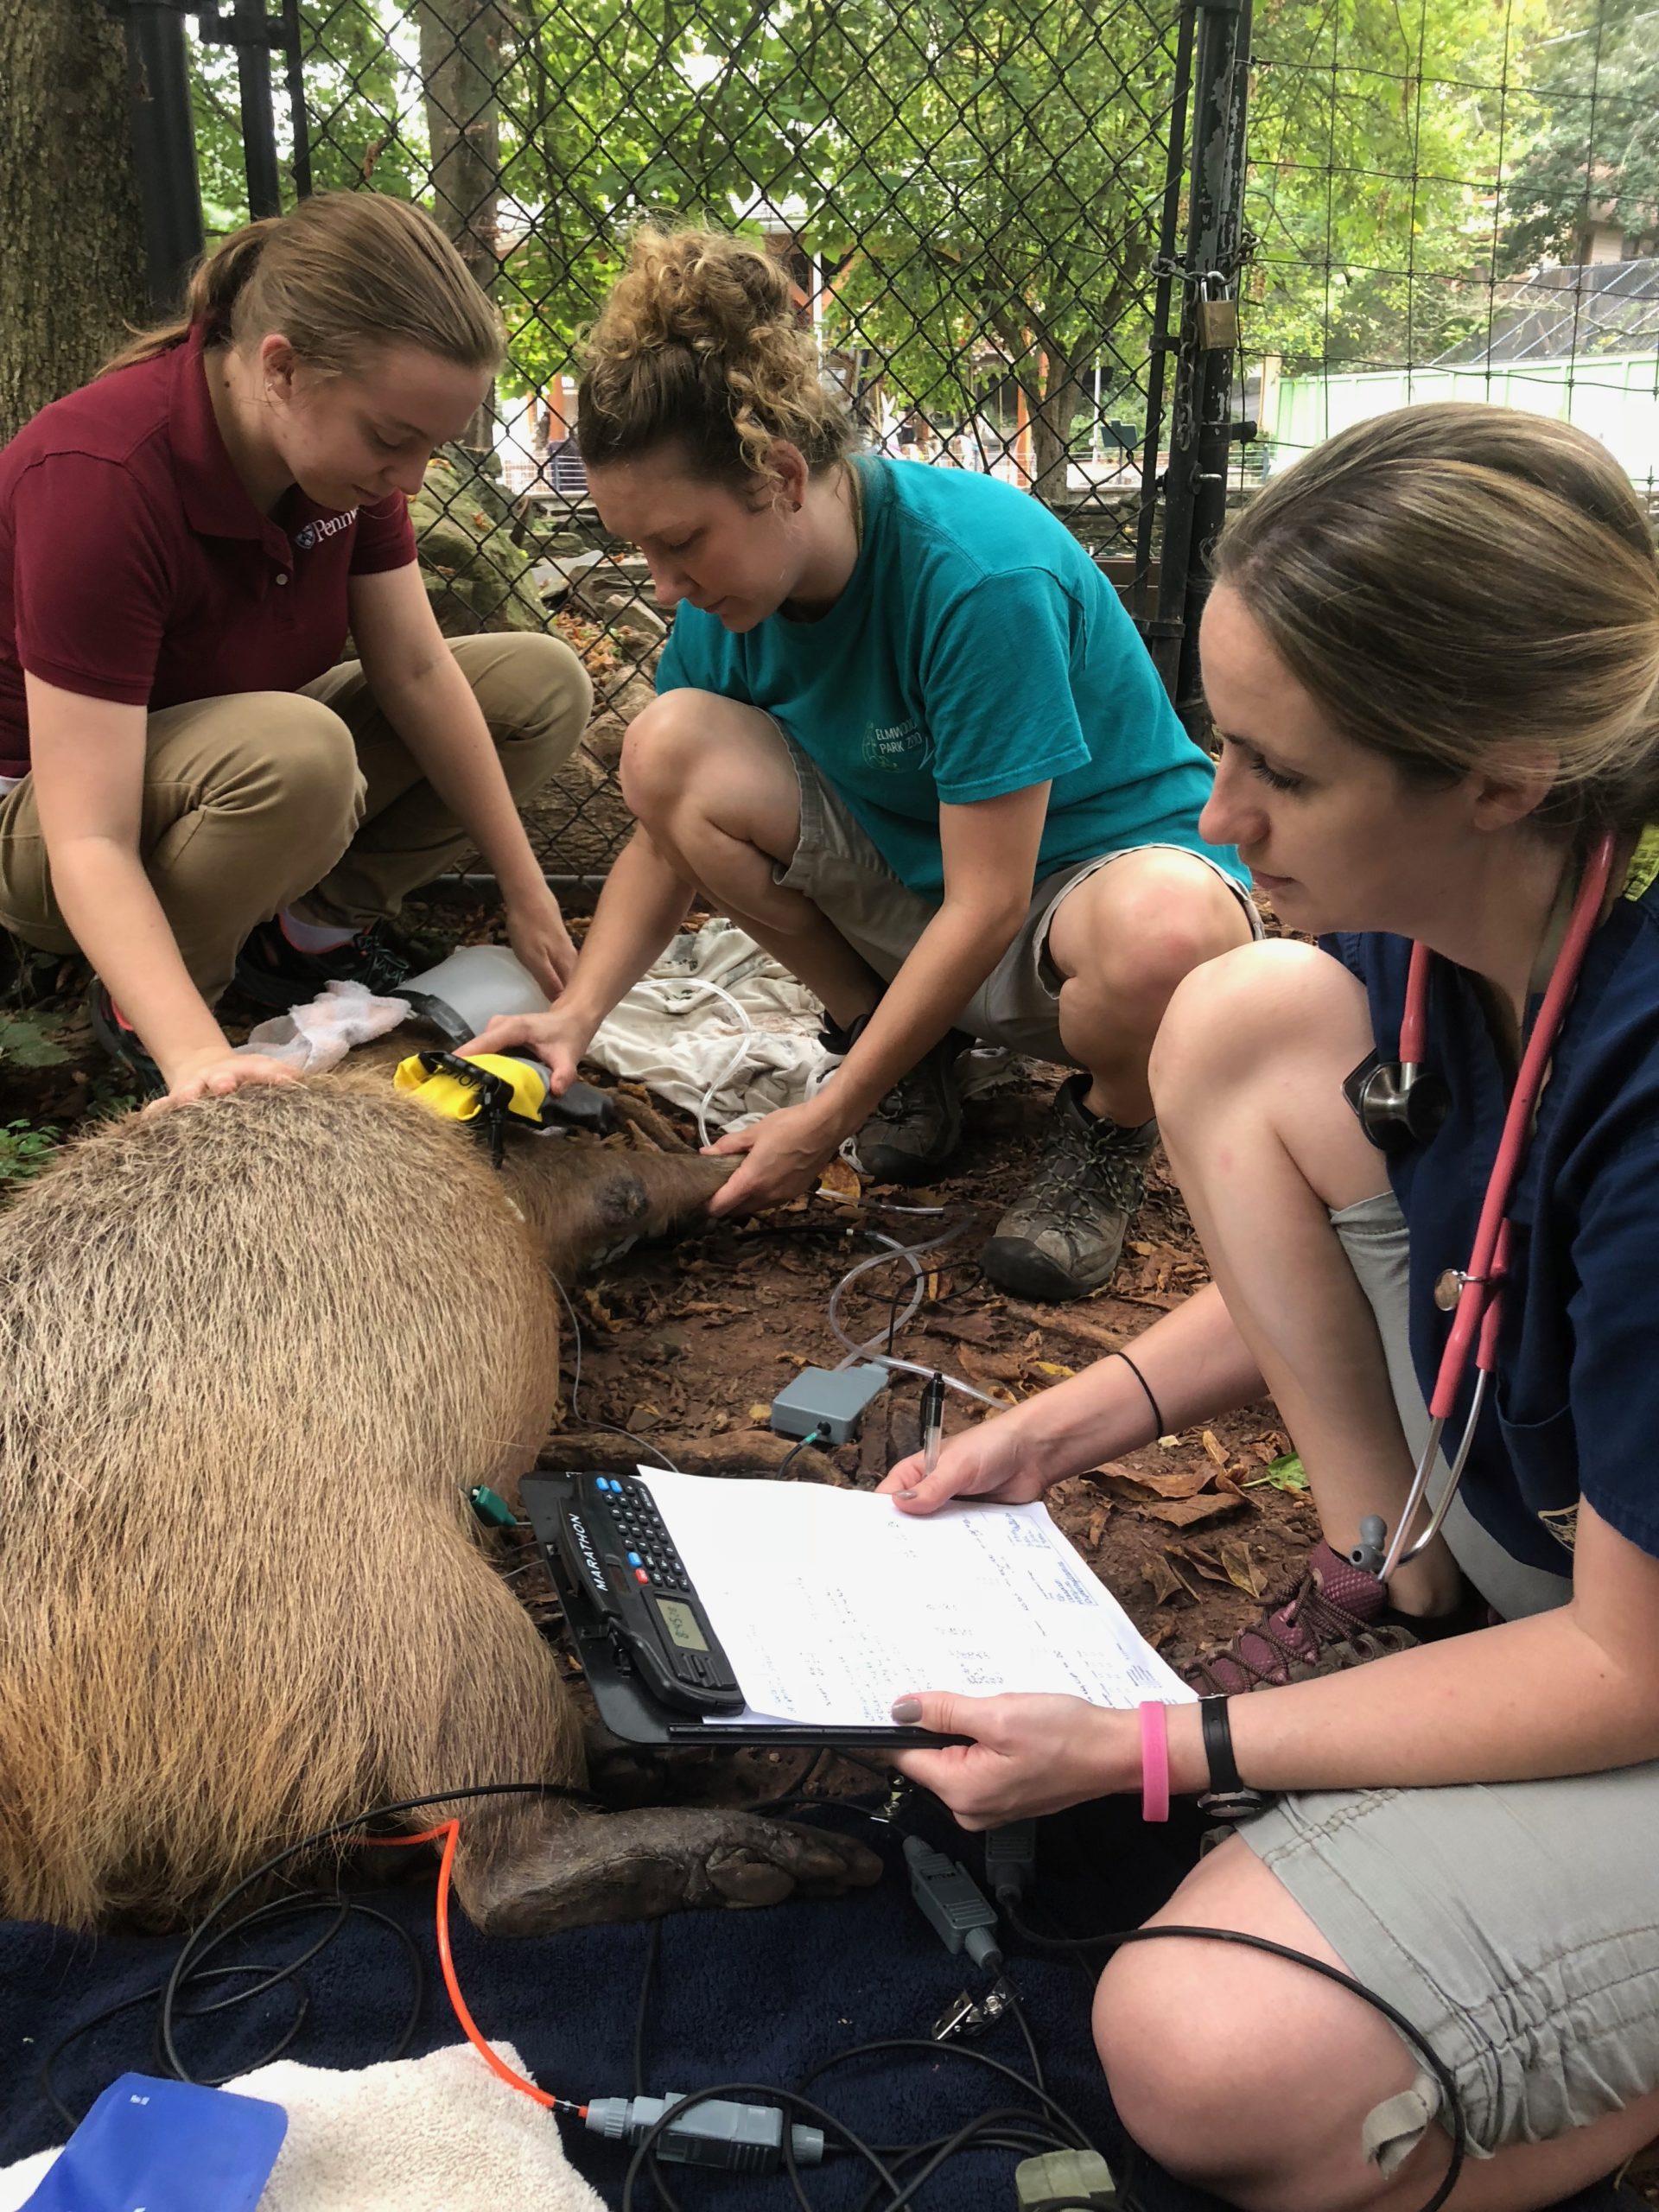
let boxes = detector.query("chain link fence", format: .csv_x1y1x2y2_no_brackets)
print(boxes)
134,0,1659,880
183,0,1203,880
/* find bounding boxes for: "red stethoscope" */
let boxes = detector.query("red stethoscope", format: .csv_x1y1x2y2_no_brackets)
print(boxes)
1350,833,1618,1585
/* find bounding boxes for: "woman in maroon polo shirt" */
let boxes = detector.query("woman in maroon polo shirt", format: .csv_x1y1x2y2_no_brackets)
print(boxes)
0,191,590,1100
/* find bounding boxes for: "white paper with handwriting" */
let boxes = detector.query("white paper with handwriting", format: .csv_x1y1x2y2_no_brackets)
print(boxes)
638,1468,1195,1727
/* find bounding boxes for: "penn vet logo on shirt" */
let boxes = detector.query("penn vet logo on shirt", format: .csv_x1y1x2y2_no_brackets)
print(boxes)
290,507,359,554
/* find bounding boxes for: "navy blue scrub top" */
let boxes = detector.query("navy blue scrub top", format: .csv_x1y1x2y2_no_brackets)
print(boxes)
1326,832,1659,1578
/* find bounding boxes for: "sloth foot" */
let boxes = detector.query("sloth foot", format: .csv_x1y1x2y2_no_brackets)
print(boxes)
461,1804,883,1936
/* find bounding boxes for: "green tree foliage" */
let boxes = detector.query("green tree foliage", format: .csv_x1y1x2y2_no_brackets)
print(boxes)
190,0,429,232
1502,0,1659,266
179,0,1593,490
777,0,1180,500
490,0,806,389
1245,0,1554,372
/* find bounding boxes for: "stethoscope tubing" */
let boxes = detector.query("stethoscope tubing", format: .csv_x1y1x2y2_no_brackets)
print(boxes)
1376,834,1616,1585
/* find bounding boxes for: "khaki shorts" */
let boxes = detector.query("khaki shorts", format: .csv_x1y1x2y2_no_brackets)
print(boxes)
0,632,588,1001
1236,1189,1659,2163
771,727,1259,1062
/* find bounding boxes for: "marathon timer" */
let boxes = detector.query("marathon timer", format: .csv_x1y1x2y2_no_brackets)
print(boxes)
540,1472,744,1715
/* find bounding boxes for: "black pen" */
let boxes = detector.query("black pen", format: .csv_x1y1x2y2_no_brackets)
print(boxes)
920,1370,946,1478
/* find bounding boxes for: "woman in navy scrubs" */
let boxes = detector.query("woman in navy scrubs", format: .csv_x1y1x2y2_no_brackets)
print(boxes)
881,405,1659,2209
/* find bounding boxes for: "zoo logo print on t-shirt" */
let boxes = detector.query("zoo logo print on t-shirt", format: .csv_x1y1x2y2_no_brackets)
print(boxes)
862,715,931,772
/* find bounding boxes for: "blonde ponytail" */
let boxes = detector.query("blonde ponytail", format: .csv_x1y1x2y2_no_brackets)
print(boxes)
1217,405,1659,841
99,193,501,380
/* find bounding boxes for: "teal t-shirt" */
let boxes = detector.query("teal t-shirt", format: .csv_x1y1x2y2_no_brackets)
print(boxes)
655,456,1245,899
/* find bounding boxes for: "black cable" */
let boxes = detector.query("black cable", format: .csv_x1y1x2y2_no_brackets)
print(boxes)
795,2034,1093,2153
627,1916,691,2212
160,1780,597,2088
861,2103,1075,2212
41,1968,303,2132
633,1920,661,2095
885,1273,906,1354
174,1896,424,2074
41,1898,424,2129
622,2080,904,2212
778,1427,823,1476
1003,1900,1465,2212
1002,1984,1046,2098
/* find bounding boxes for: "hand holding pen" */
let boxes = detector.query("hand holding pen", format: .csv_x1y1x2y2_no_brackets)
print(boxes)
920,1370,946,1479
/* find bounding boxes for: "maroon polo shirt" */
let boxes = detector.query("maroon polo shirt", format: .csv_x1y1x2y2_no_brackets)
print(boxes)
0,323,416,777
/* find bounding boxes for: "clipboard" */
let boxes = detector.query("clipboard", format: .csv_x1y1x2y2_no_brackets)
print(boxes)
522,1471,963,1749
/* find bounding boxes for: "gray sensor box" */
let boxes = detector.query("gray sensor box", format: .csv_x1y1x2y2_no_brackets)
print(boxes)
769,1363,890,1446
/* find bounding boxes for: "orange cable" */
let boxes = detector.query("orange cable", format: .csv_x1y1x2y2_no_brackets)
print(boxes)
433,1818,583,2113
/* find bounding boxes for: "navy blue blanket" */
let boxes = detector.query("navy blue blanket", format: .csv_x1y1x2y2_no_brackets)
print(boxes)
0,1798,1630,2211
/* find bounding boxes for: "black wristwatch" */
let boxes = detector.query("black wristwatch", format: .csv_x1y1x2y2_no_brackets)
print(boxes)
1197,1695,1269,1821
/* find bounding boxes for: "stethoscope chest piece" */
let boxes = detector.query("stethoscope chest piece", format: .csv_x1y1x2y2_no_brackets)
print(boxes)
1351,1056,1451,1153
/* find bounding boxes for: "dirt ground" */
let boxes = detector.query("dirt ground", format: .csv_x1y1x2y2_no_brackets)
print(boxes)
519,1046,1317,1673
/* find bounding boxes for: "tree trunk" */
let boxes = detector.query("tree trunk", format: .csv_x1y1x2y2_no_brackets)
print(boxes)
418,0,505,456
1028,347,1091,507
0,1,146,444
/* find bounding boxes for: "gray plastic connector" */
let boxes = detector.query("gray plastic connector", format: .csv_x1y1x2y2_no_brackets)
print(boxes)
903,1834,1003,1974
583,2092,824,2173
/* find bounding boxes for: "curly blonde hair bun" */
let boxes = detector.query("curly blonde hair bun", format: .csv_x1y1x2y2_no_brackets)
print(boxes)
577,226,853,485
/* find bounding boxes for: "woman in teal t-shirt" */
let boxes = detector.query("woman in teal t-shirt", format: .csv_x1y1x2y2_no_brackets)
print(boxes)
476,227,1253,1298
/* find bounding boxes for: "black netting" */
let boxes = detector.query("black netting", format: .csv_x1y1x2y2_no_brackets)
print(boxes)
179,0,1656,880
1239,0,1658,512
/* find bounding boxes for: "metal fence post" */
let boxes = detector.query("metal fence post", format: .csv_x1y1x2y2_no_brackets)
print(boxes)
125,0,206,315
1154,0,1254,730
234,0,283,218
194,2,302,217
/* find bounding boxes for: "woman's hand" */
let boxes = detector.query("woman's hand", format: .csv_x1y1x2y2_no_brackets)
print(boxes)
504,883,579,1000
878,1416,1049,1515
703,1100,842,1217
463,1007,593,1096
889,1691,1135,1828
150,1049,301,1109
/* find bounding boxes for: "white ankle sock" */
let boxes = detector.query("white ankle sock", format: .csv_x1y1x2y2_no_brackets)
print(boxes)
278,907,359,954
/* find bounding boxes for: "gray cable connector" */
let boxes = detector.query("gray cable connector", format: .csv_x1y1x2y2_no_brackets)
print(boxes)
903,1833,1003,1974
584,2091,825,2172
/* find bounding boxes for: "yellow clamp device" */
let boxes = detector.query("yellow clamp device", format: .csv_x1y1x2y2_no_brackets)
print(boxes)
393,1049,551,1127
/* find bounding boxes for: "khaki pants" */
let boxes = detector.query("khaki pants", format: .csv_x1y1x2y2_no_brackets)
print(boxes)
0,632,590,1000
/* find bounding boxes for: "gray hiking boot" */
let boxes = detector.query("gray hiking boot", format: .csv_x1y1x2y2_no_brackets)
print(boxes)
854,1029,969,1185
980,1075,1157,1301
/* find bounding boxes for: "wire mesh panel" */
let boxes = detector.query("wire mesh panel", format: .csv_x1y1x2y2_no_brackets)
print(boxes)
184,0,1192,880
1241,0,1659,510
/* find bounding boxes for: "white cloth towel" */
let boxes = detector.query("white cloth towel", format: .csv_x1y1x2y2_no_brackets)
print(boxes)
0,2042,604,2212
226,919,1023,1123
588,917,832,1134
586,916,1020,1135
235,979,412,1074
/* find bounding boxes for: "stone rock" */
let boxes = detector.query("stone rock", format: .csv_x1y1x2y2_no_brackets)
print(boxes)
410,448,547,635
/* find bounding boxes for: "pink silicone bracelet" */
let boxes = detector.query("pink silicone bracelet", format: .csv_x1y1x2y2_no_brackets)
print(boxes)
1139,1700,1171,1822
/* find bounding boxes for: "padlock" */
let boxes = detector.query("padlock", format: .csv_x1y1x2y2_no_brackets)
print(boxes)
1195,274,1240,350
